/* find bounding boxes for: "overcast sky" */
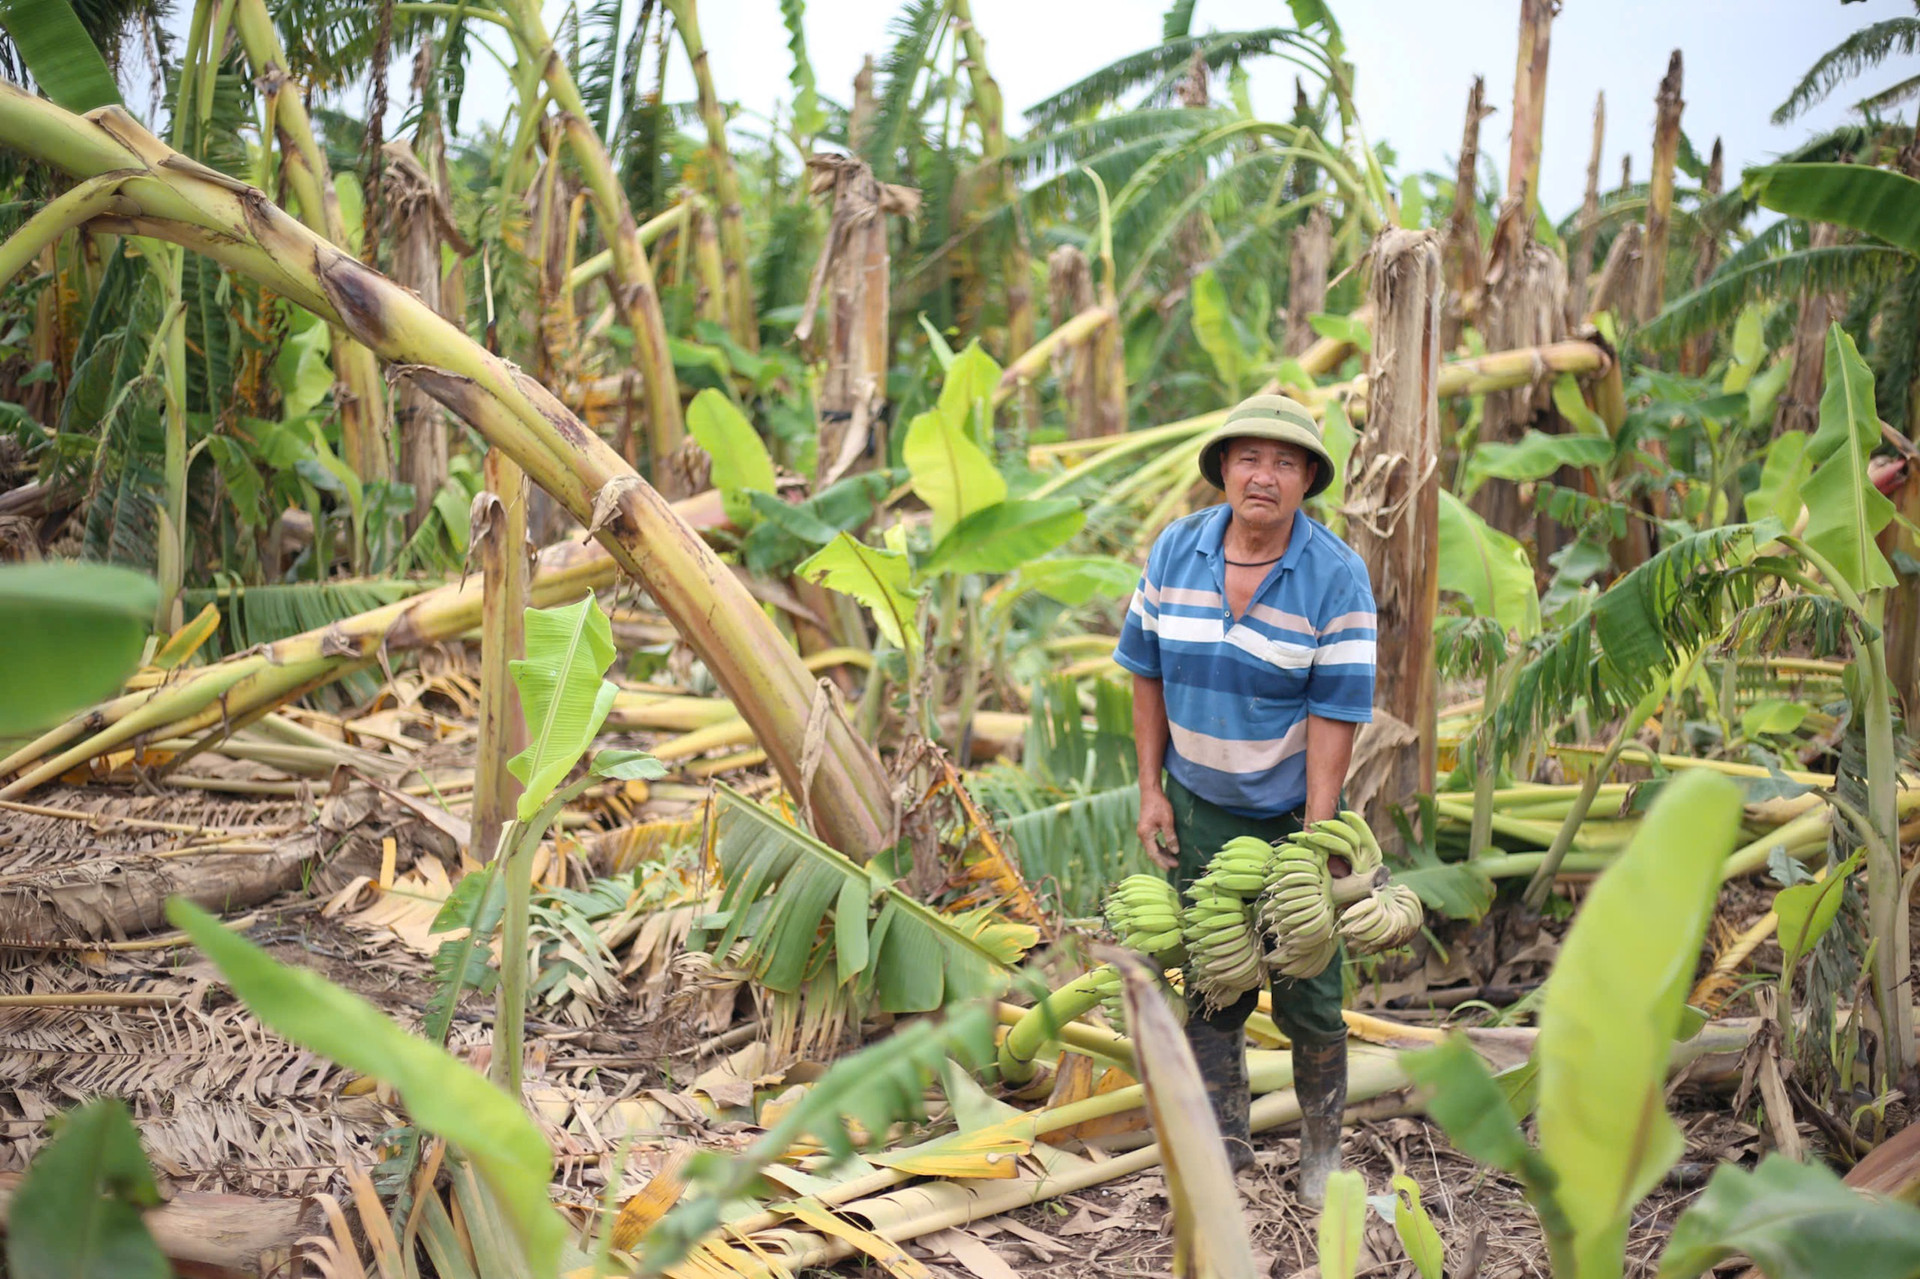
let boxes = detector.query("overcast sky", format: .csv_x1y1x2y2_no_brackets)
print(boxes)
445,0,1918,220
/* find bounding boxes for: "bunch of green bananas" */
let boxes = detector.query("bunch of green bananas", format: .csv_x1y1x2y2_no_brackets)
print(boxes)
1336,883,1425,952
1292,811,1386,878
1098,809,1425,1003
1259,838,1338,979
1199,835,1273,894
1102,873,1187,967
1089,960,1186,1031
1182,876,1267,1009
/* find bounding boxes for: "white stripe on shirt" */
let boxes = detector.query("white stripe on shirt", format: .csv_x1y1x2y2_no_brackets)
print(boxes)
1314,638,1378,667
1170,718,1310,771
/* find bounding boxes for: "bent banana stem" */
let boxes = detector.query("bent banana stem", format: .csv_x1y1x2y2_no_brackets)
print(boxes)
1329,864,1386,907
998,966,1117,1085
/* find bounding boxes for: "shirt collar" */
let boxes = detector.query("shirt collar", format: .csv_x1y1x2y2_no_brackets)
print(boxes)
1197,504,1315,574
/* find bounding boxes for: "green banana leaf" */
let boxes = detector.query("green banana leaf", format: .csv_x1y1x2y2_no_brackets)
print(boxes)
507,595,619,820
0,562,156,736
903,408,1006,541
1437,489,1540,637
696,785,1028,1013
686,389,776,525
1533,770,1745,1278
1801,325,1896,592
797,532,921,653
1746,162,1920,257
923,498,1085,576
0,0,121,112
5,1100,166,1279
1657,1155,1920,1279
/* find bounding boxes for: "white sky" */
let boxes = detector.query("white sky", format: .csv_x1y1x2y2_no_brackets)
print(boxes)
446,0,1920,220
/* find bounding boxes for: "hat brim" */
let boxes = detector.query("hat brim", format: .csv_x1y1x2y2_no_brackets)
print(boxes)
1197,420,1335,499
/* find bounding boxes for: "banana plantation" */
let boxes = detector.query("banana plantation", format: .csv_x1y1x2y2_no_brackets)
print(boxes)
3,0,1920,1274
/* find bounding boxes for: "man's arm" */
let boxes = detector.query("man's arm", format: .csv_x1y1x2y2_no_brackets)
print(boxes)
1302,713,1357,825
1133,674,1178,869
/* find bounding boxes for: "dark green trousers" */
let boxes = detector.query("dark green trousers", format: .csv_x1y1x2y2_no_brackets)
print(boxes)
1165,774,1347,1045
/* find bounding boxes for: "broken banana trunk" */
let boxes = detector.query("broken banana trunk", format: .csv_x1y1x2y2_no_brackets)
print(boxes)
0,86,898,863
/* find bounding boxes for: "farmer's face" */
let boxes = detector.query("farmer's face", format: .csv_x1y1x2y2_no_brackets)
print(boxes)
1222,438,1314,533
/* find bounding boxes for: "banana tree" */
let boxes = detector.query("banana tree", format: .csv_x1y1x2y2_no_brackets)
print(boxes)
0,86,899,860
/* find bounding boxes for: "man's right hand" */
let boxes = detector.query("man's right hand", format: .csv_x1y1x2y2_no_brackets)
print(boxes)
1138,788,1179,870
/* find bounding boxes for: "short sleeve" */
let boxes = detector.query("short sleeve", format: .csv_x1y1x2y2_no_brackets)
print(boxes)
1112,537,1166,679
1306,575,1375,722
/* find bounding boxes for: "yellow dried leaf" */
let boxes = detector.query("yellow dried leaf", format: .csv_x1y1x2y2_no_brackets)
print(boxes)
783,1199,931,1278
868,1129,1031,1179
612,1147,693,1252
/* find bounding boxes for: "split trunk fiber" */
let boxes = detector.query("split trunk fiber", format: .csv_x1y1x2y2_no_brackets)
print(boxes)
1638,51,1685,323
796,154,917,485
1284,207,1332,358
1442,76,1492,349
0,88,898,861
1470,0,1565,542
1566,91,1604,327
381,140,458,531
1348,230,1442,842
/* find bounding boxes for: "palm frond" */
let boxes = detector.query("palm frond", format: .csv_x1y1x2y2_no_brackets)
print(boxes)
1855,71,1920,118
184,578,424,658
694,785,1024,1014
1877,262,1920,433
1641,244,1910,345
1161,0,1196,40
1022,29,1320,135
1009,106,1222,181
1773,17,1920,124
984,777,1147,916
861,0,948,183
1494,525,1785,757
1724,593,1855,661
778,0,824,135
268,0,431,92
574,0,628,141
73,261,167,567
1435,615,1507,683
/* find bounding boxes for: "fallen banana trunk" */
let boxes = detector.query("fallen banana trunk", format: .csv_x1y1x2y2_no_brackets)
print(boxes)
0,1173,322,1278
0,88,896,863
0,492,724,797
0,826,314,948
607,650,873,734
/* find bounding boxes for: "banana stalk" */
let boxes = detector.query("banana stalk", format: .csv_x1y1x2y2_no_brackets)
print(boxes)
566,202,691,291
494,0,685,463
997,968,1115,1085
1522,683,1665,908
229,0,390,482
472,450,529,862
663,0,755,348
0,88,898,860
993,305,1113,408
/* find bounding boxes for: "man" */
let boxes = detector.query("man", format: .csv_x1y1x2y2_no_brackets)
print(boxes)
1111,392,1376,1207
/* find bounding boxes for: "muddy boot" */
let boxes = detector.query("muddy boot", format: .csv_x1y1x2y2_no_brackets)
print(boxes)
1184,1013,1253,1171
1293,1035,1348,1209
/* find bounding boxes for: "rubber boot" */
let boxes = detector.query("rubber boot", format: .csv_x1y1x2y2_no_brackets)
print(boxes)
1183,1013,1253,1171
1292,1035,1348,1209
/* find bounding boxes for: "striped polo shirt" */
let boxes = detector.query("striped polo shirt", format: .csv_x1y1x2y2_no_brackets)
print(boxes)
1113,504,1377,819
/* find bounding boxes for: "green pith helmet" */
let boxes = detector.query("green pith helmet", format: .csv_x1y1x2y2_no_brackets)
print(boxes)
1196,394,1335,499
